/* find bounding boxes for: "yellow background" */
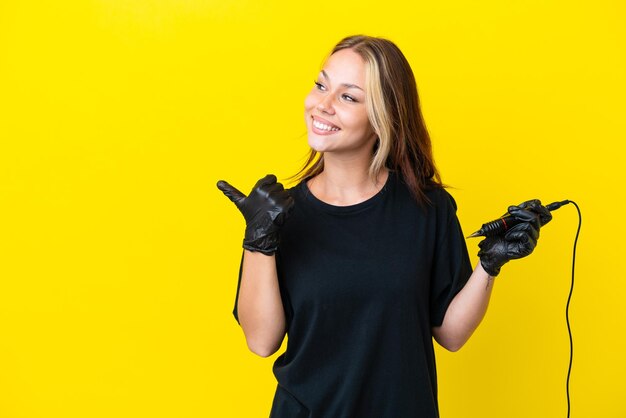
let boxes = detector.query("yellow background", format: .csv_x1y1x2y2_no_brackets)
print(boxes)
1,0,624,417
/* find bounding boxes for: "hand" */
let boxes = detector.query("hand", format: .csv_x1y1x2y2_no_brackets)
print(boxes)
478,199,552,277
217,174,295,255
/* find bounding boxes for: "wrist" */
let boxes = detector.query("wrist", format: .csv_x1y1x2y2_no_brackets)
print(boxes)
243,233,280,255
243,245,277,256
479,258,501,277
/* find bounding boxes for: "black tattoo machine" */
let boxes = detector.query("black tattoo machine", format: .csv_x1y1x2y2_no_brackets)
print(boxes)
467,199,571,238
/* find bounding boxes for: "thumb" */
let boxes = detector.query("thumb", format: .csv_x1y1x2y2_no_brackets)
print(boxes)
508,206,537,222
216,180,246,204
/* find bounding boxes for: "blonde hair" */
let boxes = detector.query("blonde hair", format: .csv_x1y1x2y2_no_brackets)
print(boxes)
295,35,443,203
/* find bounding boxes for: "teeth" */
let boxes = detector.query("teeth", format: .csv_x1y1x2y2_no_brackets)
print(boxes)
313,119,340,131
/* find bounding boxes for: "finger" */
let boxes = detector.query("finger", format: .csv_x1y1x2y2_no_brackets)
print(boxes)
270,190,295,212
271,194,295,227
508,231,537,256
216,180,246,204
262,180,288,201
254,174,278,189
264,182,283,195
508,206,537,222
508,207,542,232
506,230,533,245
478,236,497,250
506,222,539,242
274,211,286,227
517,199,550,218
504,205,521,220
532,205,553,226
515,199,553,226
516,199,542,210
258,184,284,203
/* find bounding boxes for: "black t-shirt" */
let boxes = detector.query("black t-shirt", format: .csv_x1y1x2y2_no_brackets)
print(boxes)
233,171,473,418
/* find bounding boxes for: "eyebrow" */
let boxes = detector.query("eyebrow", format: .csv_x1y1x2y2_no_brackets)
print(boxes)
321,70,364,91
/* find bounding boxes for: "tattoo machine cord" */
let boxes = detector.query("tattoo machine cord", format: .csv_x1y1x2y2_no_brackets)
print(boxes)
566,200,581,418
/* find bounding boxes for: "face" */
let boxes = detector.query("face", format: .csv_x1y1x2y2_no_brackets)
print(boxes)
304,49,377,156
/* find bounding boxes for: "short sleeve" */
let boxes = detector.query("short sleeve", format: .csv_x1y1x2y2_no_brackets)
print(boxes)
429,191,473,327
232,251,244,324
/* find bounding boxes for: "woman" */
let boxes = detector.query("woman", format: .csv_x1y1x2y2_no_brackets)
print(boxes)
217,35,550,418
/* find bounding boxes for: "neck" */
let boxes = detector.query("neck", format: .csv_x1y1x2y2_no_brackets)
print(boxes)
308,154,389,206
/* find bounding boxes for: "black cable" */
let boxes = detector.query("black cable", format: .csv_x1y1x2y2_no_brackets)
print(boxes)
566,200,581,418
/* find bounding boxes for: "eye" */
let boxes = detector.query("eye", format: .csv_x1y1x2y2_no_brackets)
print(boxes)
342,94,357,103
313,81,326,91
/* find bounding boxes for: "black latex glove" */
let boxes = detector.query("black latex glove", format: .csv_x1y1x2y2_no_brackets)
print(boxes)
478,199,552,277
217,174,294,255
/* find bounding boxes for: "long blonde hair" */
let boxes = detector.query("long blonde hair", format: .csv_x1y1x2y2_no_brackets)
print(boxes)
294,35,443,204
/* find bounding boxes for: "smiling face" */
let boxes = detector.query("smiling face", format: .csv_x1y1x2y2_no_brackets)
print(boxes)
304,49,378,157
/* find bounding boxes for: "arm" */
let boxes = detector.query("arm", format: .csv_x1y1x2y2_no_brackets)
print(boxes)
237,251,286,357
432,199,552,352
216,174,294,358
431,262,493,352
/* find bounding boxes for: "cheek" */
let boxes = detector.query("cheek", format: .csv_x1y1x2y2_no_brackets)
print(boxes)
348,110,373,133
304,91,317,112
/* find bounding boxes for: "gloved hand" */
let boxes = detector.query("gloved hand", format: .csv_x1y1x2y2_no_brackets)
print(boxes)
217,174,295,255
478,199,552,277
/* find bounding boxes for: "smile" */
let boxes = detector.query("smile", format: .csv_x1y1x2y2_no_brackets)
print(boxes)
312,118,340,132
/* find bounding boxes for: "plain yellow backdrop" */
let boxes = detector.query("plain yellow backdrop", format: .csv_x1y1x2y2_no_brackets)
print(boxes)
1,0,625,417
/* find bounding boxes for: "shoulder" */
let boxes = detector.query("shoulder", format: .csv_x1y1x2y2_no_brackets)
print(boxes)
285,180,307,199
390,173,457,209
420,190,459,238
393,174,457,216
389,175,459,222
425,186,458,212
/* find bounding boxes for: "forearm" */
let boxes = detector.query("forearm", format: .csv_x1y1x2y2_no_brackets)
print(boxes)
237,250,286,357
432,262,494,351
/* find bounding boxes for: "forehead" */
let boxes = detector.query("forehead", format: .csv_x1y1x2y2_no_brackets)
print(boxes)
321,49,367,87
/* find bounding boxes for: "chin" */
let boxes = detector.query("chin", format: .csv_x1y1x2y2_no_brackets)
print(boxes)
307,133,330,153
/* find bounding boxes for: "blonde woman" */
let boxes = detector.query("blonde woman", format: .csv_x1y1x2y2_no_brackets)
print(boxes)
218,35,550,418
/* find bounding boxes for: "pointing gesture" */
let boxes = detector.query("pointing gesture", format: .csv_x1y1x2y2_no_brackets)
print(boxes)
217,174,295,255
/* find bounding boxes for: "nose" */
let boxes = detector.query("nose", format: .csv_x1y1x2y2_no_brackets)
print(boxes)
316,94,335,115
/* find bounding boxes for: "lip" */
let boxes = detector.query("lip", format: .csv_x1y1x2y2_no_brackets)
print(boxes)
311,115,341,135
312,115,339,128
